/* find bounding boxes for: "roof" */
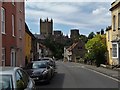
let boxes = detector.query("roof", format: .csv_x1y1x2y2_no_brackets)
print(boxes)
39,43,46,48
106,26,112,31
110,0,120,11
39,34,46,40
67,42,78,51
0,67,20,75
25,23,36,39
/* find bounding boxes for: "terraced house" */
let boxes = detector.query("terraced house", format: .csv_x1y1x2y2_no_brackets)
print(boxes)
1,1,25,67
25,23,37,65
106,0,120,65
106,26,112,65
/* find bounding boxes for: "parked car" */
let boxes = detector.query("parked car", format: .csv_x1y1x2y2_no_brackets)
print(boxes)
40,60,55,77
25,61,52,84
0,66,35,90
39,57,56,76
39,57,56,69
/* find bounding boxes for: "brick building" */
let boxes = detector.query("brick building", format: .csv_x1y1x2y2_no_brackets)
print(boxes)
1,1,25,67
2,2,17,66
0,2,2,66
16,2,25,67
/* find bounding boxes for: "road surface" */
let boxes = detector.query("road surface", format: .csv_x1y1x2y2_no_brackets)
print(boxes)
36,61,119,88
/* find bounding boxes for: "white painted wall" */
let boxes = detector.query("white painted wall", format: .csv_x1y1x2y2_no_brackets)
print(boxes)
37,42,42,59
64,47,72,61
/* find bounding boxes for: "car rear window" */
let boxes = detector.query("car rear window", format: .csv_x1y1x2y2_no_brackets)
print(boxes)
0,75,13,89
39,59,50,61
33,62,47,68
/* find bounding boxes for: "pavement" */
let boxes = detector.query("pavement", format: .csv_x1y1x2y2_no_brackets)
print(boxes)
79,63,120,80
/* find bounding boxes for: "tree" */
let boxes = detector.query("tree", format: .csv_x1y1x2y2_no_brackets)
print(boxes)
85,35,107,67
88,32,95,39
44,36,64,59
101,29,104,35
79,34,88,43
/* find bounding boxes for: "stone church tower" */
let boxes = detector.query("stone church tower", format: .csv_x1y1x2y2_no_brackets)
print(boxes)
40,18,53,37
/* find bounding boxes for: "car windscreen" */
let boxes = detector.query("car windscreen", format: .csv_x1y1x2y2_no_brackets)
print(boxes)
32,62,47,69
0,75,13,89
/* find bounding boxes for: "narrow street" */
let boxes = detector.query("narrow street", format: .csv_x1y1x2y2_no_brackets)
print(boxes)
36,61,119,88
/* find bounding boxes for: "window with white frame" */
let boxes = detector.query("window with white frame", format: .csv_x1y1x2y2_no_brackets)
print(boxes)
12,15,15,36
112,43,118,58
2,48,5,66
113,15,116,31
11,49,16,66
1,7,5,34
12,0,15,5
19,19,22,38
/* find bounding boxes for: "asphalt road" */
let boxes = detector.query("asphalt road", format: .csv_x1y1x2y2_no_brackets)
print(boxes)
36,61,119,88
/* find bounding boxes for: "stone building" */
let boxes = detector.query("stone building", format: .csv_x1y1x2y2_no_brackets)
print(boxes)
106,0,120,65
53,30,62,37
70,29,80,41
40,18,53,37
64,40,85,62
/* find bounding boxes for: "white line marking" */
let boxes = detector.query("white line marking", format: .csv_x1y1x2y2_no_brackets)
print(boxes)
81,66,85,68
67,66,81,68
83,67,120,82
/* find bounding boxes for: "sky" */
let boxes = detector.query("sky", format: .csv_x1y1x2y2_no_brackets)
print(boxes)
25,0,115,36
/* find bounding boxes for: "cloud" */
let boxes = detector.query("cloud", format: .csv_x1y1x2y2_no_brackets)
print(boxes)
25,2,112,35
92,7,106,15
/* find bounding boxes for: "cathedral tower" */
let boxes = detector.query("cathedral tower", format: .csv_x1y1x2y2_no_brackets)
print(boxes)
40,18,53,37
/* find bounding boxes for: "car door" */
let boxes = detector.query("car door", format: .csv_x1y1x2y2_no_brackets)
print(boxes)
15,70,26,89
47,61,54,76
17,69,35,90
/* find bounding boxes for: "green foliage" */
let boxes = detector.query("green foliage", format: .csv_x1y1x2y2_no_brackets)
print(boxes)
44,36,64,59
88,32,95,39
85,35,107,66
79,34,88,43
64,38,73,46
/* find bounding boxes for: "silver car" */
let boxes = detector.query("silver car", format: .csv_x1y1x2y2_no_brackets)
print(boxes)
0,66,35,90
